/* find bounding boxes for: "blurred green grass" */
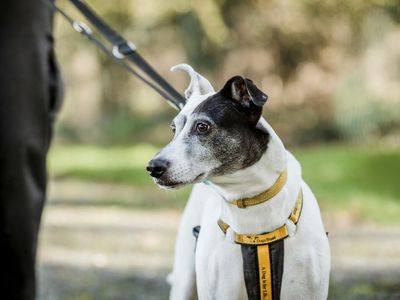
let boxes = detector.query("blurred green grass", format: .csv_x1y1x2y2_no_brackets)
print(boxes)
48,143,400,223
48,144,157,186
294,145,400,223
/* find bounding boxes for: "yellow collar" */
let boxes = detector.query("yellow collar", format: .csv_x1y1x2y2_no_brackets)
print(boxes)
218,188,303,245
229,169,288,208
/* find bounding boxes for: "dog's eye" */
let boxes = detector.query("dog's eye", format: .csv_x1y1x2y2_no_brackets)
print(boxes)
196,122,210,134
170,123,176,133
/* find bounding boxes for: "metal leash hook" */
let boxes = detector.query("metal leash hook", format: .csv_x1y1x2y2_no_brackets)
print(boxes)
72,21,92,35
112,41,137,60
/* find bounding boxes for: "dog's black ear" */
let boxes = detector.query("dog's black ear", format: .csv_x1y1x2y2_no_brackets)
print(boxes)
220,76,268,125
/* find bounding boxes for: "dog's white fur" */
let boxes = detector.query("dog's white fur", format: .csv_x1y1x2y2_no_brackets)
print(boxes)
163,65,330,300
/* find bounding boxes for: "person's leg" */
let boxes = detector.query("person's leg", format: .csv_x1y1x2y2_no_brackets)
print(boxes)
0,1,62,298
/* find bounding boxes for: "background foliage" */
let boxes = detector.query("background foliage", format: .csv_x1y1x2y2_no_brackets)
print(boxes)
55,0,400,145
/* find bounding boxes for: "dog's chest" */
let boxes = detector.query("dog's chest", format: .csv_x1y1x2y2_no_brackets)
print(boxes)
191,182,330,300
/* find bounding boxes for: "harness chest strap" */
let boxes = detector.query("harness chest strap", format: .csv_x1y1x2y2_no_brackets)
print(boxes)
218,189,303,244
218,189,303,300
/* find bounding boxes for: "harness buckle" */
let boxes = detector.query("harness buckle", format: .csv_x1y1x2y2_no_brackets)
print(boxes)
112,41,137,59
237,199,247,209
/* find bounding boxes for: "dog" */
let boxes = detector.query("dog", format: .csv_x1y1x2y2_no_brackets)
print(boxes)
147,64,330,300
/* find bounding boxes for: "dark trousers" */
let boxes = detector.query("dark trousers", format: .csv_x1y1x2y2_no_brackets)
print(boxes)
0,1,62,299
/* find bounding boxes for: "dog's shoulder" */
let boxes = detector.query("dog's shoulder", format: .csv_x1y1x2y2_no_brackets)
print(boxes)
285,150,302,173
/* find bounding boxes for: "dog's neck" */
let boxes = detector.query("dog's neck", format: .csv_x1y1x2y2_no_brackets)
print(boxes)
210,118,287,198
209,118,302,234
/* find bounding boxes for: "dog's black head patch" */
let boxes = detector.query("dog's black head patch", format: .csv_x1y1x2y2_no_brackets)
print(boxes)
191,76,270,176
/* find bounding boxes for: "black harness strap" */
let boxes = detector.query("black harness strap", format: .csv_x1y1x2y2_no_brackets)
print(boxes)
268,240,284,300
192,225,201,252
241,240,284,300
241,244,261,299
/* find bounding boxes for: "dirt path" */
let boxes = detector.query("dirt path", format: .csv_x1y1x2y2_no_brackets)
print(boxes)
37,180,400,299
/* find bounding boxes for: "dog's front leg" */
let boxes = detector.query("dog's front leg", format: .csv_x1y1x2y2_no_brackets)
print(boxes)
169,183,209,300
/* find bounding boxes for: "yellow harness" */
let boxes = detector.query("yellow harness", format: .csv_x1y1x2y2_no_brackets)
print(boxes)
217,169,303,300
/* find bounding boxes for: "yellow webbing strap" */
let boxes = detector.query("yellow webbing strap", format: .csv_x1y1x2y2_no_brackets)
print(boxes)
218,189,303,245
230,169,288,208
235,225,289,245
218,219,288,245
289,189,303,225
217,219,230,234
258,245,273,300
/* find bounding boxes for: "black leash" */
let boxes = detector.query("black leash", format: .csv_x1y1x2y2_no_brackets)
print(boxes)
44,0,186,110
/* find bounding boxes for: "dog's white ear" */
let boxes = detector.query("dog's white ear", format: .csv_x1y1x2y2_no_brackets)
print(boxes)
171,64,215,100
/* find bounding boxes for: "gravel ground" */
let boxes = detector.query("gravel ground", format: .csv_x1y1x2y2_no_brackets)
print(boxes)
37,180,400,300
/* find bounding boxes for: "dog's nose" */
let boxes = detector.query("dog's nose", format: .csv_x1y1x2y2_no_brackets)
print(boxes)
146,159,170,178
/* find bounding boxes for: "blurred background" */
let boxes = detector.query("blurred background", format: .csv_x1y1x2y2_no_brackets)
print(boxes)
38,0,400,299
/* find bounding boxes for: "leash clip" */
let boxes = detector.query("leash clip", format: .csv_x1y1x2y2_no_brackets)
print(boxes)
72,21,93,35
112,41,137,59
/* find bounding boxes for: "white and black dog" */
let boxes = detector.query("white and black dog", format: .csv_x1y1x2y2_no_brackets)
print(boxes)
147,64,330,300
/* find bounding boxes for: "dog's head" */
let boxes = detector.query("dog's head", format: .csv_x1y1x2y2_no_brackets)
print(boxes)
147,64,270,189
